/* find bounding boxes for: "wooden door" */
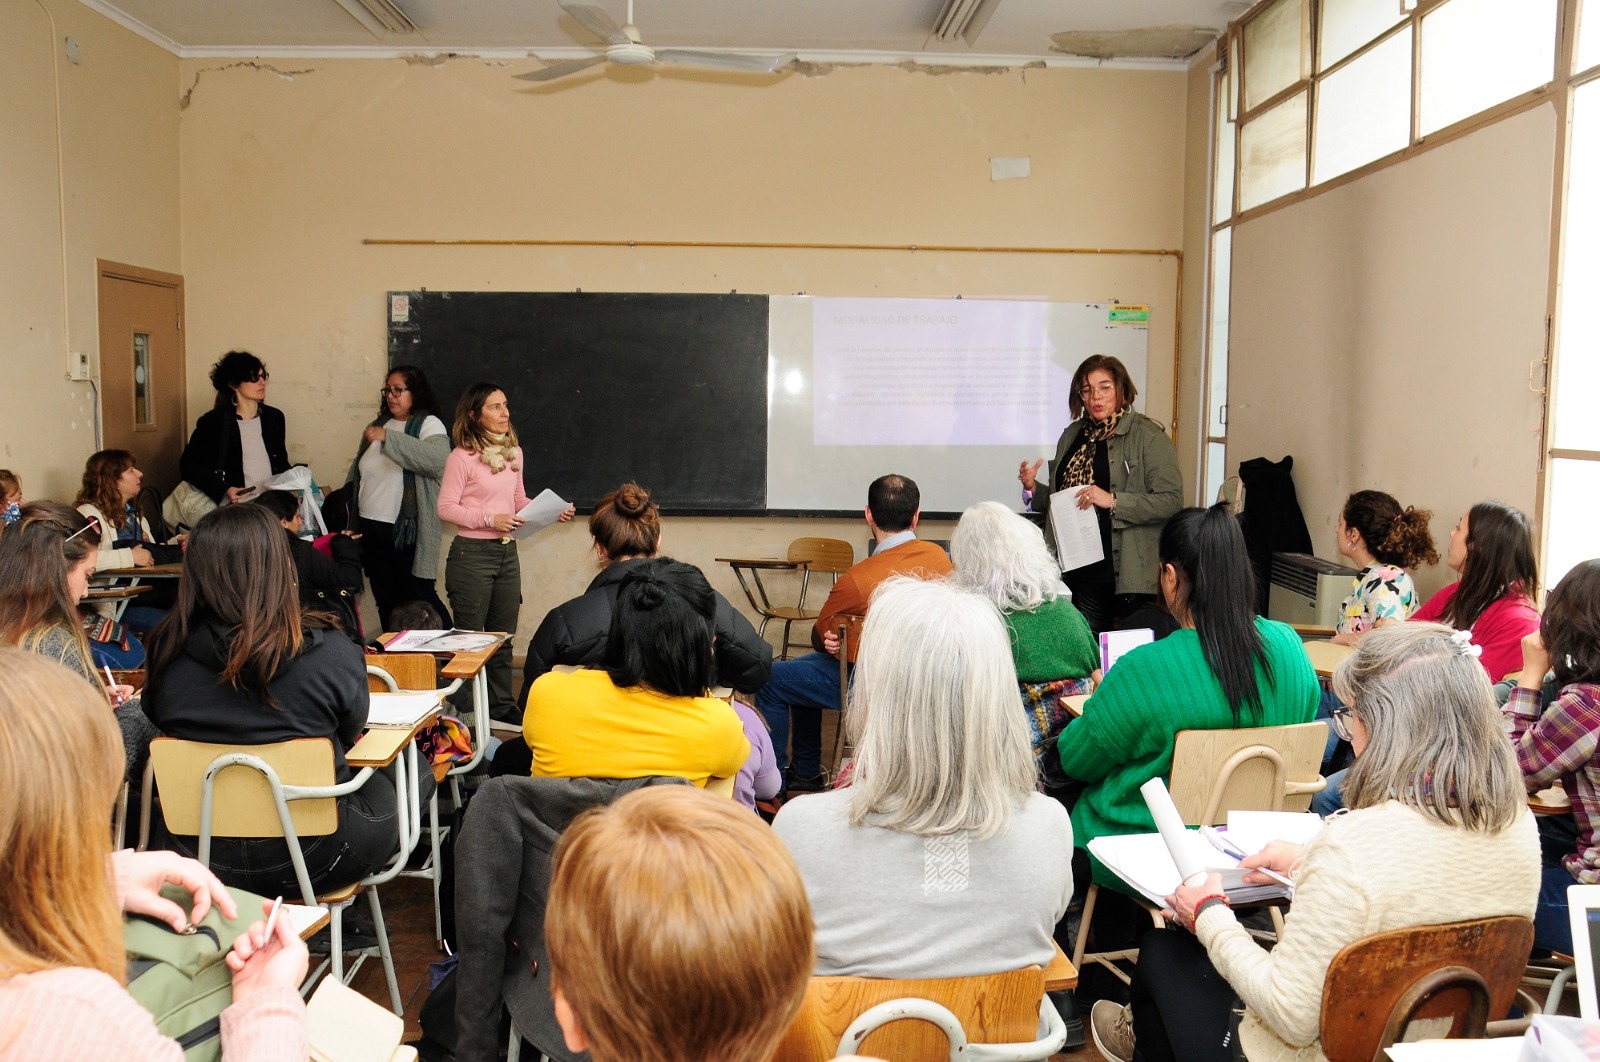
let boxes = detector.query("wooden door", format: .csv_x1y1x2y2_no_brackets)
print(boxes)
98,262,185,494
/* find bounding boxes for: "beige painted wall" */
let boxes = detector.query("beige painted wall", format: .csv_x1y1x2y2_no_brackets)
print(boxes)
1176,52,1214,502
0,0,180,499
1228,105,1555,600
175,58,1191,642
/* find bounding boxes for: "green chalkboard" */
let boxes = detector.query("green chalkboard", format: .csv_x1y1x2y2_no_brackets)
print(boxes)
387,291,768,513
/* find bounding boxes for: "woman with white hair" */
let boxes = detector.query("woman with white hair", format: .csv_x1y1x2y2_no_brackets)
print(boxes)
1090,622,1540,1062
951,501,1099,764
772,577,1074,977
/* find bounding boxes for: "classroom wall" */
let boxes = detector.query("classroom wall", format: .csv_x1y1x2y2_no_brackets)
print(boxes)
1176,52,1215,498
0,0,180,500
1227,105,1555,600
175,57,1193,640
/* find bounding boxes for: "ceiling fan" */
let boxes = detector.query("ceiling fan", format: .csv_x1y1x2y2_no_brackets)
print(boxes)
515,0,797,83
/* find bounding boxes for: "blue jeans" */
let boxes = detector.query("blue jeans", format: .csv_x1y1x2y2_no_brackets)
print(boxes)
1535,814,1581,954
754,651,847,777
90,634,146,670
1312,767,1348,816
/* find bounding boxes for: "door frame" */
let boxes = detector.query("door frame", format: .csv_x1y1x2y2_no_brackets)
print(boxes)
96,258,186,455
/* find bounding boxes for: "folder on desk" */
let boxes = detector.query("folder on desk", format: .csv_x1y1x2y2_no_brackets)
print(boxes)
365,691,443,729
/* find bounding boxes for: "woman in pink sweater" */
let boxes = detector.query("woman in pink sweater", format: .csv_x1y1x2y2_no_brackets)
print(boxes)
0,649,308,1060
437,382,572,722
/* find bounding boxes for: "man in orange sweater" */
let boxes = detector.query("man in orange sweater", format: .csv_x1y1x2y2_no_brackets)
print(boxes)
755,474,951,792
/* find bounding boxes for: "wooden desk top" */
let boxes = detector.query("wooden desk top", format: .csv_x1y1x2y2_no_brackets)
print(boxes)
376,631,508,680
1289,622,1338,639
84,585,153,600
347,704,441,768
1043,941,1078,991
714,557,808,570
1064,693,1090,718
1302,639,1355,679
1530,783,1571,816
98,562,183,578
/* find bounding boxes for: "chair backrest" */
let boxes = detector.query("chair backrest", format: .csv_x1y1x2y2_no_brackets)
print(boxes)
1320,916,1534,1062
789,537,854,575
1169,721,1329,824
771,965,1045,1062
836,610,867,669
366,651,441,692
148,736,340,839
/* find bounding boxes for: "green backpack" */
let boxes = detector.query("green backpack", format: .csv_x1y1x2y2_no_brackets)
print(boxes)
124,883,267,1061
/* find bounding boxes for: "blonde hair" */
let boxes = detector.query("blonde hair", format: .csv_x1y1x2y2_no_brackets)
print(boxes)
950,500,1063,612
847,577,1035,839
0,650,125,981
546,786,813,1062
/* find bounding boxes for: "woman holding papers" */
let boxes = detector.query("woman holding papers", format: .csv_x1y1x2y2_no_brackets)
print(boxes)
437,381,574,724
178,350,291,508
951,500,1098,767
772,578,1073,978
142,505,412,896
1017,355,1181,636
1090,623,1539,1062
344,365,452,630
1058,505,1318,892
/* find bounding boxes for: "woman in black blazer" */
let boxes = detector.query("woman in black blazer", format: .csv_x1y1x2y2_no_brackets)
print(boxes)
179,350,290,505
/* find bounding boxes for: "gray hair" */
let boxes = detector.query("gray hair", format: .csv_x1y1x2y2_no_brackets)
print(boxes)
845,577,1036,840
949,500,1063,613
1334,622,1523,832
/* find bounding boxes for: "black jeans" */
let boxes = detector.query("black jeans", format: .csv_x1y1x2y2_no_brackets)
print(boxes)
1129,923,1240,1062
359,517,452,631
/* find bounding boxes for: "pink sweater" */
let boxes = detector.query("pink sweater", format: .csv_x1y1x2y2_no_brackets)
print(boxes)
0,851,306,1060
1411,580,1541,682
437,446,530,540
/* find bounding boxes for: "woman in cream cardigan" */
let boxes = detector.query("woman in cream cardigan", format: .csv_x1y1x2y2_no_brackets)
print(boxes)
74,450,183,635
1090,622,1540,1062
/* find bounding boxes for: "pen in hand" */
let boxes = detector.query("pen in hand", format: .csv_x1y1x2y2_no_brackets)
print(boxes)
102,664,127,707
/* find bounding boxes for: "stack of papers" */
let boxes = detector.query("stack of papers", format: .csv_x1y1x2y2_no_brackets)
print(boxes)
384,628,502,653
365,691,443,729
1100,628,1153,673
1088,810,1323,907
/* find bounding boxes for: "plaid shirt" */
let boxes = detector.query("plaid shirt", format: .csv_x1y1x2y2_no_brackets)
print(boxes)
1507,682,1600,882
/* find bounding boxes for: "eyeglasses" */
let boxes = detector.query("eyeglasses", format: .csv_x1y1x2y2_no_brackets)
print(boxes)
1079,382,1117,398
243,370,270,383
1328,705,1357,743
381,386,410,397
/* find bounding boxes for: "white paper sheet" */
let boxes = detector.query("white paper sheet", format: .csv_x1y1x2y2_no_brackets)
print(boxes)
1224,811,1325,854
283,903,328,940
383,628,502,653
365,690,442,728
1140,777,1209,884
1047,488,1105,572
1100,627,1154,673
513,488,570,540
1085,832,1290,907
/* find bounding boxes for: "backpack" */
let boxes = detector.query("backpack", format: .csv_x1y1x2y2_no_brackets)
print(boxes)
124,883,266,1060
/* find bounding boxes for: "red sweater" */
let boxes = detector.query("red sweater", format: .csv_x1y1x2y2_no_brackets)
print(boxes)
1411,581,1540,682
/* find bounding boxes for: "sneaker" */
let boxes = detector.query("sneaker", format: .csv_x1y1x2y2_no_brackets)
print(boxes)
785,771,827,794
1090,1000,1135,1062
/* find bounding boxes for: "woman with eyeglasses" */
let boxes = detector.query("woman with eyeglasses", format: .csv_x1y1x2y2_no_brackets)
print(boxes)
1017,354,1182,635
178,350,290,508
344,366,452,629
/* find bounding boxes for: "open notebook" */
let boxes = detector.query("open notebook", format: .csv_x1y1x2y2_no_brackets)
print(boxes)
1088,809,1322,907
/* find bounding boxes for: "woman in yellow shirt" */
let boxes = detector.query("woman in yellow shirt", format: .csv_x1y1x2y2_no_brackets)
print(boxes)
521,558,748,786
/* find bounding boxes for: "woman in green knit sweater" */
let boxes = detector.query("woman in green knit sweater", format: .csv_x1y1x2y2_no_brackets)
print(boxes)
951,501,1099,767
1058,504,1319,892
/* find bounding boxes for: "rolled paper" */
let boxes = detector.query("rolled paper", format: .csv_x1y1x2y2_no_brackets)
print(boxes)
1140,776,1209,886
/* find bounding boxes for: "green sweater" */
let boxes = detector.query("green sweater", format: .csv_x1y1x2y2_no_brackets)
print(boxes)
1057,618,1319,891
1005,595,1098,683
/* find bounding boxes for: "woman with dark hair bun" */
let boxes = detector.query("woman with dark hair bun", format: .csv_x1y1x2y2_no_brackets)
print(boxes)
1330,489,1439,647
1410,500,1540,681
1506,557,1600,954
520,557,748,788
178,350,290,508
345,364,451,629
1058,504,1319,893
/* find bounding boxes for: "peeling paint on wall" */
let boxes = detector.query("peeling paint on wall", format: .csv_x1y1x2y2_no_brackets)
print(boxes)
1050,25,1216,61
180,62,319,110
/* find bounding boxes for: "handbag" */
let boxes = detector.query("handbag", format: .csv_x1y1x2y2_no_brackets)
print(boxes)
162,481,218,534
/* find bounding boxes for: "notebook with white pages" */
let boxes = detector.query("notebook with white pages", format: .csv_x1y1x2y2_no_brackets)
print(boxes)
365,690,443,729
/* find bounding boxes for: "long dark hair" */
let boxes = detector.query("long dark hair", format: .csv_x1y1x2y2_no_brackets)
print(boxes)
374,364,441,424
1342,490,1438,570
145,505,335,708
0,503,99,655
1542,559,1600,687
603,558,717,698
1445,501,1538,631
1160,504,1271,723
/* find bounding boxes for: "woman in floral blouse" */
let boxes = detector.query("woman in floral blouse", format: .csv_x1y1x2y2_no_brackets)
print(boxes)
1331,490,1438,645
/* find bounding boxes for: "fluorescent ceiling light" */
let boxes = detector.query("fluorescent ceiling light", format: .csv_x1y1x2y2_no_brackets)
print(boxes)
932,0,1005,45
330,0,417,38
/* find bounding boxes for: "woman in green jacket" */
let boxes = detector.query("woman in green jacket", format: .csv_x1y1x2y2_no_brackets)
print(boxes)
1058,504,1319,893
1019,355,1182,635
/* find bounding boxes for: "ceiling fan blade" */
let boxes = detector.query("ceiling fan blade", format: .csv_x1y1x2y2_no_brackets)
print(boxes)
559,1,628,45
654,50,797,73
513,55,608,82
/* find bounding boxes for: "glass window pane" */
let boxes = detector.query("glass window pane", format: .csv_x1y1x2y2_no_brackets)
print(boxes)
1239,91,1308,211
1555,80,1600,451
1205,441,1228,508
1214,78,1236,222
1545,458,1600,592
1208,226,1232,438
1314,27,1412,184
1243,0,1306,112
1419,0,1558,136
133,332,152,426
1583,0,1600,74
1319,0,1406,70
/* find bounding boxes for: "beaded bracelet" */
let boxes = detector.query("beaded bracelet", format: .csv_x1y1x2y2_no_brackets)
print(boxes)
1193,894,1232,923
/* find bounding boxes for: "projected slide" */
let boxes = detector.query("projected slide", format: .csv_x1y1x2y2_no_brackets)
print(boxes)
767,296,1150,514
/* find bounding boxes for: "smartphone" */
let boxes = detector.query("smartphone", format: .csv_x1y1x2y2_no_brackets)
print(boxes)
237,486,257,497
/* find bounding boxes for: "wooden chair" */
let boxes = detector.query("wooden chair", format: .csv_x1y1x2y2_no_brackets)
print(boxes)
142,736,416,1013
1072,721,1329,983
726,538,854,660
826,611,866,781
772,948,1072,1062
1320,916,1534,1062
